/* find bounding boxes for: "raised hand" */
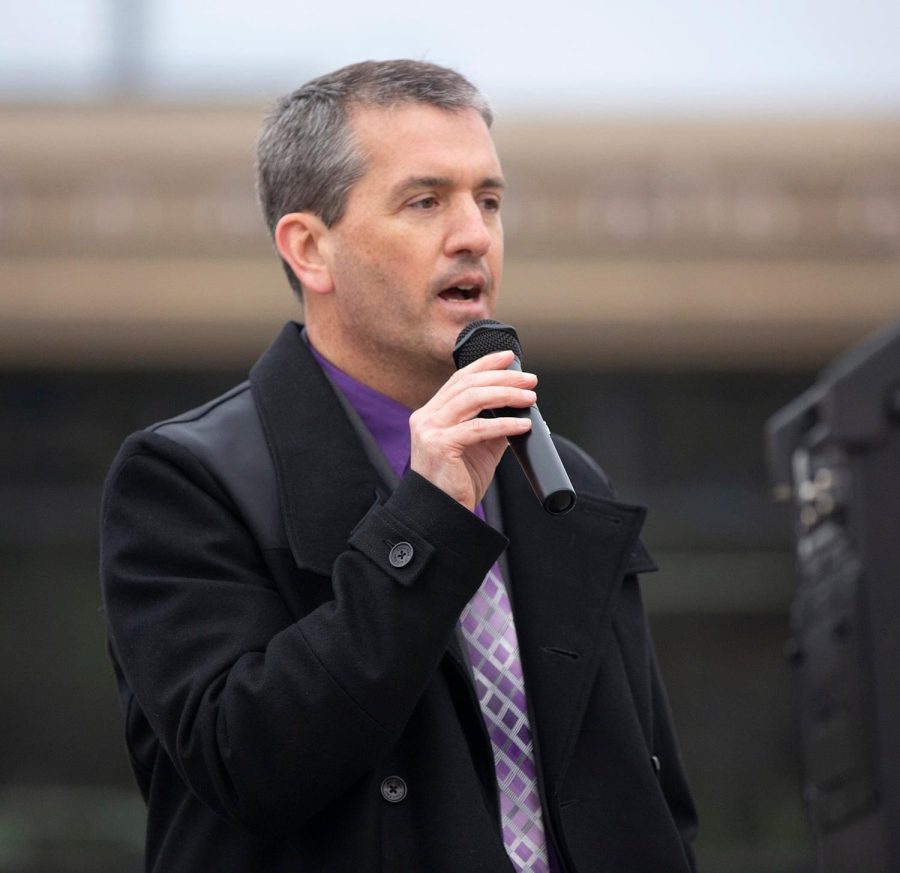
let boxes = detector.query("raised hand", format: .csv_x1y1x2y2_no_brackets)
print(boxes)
408,350,537,511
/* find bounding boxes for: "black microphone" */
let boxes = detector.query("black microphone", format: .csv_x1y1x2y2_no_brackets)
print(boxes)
453,319,576,515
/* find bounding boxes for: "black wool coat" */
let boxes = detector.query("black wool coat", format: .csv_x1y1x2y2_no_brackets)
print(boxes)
100,322,698,872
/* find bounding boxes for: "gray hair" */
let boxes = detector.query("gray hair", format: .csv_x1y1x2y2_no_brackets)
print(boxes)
255,59,493,297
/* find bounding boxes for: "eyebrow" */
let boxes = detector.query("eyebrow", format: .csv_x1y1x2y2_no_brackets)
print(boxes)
390,175,507,199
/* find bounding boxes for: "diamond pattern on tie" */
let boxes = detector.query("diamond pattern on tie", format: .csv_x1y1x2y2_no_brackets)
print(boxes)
460,566,550,873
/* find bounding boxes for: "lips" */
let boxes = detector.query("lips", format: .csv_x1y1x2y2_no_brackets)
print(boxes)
436,273,487,303
439,284,481,302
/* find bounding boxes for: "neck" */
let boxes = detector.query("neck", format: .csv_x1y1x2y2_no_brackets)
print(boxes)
306,324,450,411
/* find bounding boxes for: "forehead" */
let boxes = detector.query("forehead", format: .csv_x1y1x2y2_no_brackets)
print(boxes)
347,103,503,189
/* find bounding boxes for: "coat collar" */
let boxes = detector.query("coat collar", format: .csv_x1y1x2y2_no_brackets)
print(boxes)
249,322,388,576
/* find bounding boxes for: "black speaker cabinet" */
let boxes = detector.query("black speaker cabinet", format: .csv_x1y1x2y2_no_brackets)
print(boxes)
766,319,900,872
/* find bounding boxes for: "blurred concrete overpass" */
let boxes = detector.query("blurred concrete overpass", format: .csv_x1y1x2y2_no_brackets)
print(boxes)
2,103,898,369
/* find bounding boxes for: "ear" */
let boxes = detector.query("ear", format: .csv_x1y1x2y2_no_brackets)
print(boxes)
274,212,334,296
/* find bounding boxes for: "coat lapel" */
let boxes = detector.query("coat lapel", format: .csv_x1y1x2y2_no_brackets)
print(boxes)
249,322,387,576
496,452,651,790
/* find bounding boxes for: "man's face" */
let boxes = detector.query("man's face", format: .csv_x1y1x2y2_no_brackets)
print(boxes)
322,102,505,388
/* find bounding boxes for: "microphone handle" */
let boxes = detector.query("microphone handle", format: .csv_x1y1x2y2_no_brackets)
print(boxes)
499,359,577,515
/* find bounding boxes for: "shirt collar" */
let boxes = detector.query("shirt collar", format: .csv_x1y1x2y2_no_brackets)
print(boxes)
308,342,412,481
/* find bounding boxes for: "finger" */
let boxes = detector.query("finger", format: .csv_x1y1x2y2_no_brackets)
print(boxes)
443,414,532,449
452,350,539,388
410,419,531,473
432,385,537,425
456,349,516,374
410,382,537,436
422,361,537,409
450,368,538,393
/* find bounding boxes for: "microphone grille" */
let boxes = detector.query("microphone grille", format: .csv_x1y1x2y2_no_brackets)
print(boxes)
453,320,522,370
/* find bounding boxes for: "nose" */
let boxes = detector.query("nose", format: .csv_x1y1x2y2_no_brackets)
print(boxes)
444,198,493,258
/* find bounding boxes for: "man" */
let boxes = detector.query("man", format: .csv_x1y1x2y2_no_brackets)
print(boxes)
101,60,697,872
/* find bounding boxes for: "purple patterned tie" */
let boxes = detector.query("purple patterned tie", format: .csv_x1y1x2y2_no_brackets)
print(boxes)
460,565,550,872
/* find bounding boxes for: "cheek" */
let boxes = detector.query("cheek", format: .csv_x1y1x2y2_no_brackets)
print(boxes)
385,239,436,289
332,235,388,290
357,235,413,285
488,235,504,279
335,222,443,303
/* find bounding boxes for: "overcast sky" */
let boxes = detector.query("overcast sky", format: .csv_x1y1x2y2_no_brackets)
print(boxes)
2,0,899,113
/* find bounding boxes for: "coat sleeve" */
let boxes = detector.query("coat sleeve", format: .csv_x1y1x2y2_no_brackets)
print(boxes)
100,430,507,835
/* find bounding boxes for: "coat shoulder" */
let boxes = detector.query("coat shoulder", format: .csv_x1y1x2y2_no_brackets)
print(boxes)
107,379,285,552
551,435,658,575
552,434,615,499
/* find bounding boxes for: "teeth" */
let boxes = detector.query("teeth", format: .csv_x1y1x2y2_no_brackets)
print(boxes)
440,284,480,301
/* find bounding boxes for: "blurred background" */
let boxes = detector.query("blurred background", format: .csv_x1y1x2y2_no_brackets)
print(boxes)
1,1,899,870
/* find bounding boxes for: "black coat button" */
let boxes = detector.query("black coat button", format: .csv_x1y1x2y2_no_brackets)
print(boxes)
388,542,414,568
380,776,407,803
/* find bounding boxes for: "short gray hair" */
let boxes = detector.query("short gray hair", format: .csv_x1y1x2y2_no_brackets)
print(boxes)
256,59,493,297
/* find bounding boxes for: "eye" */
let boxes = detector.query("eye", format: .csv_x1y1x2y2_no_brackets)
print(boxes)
409,195,439,211
480,194,502,213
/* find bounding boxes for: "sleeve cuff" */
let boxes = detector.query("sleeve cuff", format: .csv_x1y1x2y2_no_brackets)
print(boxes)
347,471,508,588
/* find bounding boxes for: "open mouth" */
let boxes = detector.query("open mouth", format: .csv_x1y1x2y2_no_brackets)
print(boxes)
438,285,482,302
